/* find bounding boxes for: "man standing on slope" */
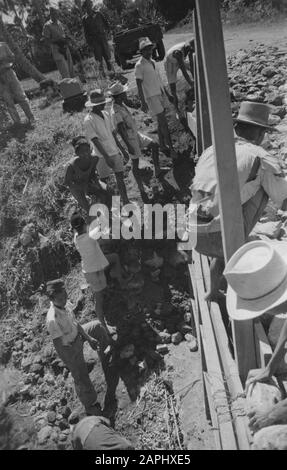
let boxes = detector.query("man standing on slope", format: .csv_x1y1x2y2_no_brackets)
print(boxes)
43,7,75,79
0,41,35,125
135,37,177,161
164,39,195,111
82,0,113,75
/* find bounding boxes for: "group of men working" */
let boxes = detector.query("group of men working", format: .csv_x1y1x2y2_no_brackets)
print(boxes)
3,2,287,448
63,34,195,209
50,98,287,449
189,100,287,441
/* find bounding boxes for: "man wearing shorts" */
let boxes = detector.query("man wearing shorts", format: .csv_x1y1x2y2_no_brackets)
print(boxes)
164,39,194,111
84,89,129,205
71,212,126,333
108,81,168,201
82,0,112,74
135,37,177,160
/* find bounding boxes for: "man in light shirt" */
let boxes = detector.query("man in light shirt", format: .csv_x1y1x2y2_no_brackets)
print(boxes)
164,39,195,110
46,279,119,416
71,212,126,334
135,37,177,160
189,101,287,300
84,89,129,205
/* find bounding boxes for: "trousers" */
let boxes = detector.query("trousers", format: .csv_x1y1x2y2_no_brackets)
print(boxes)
53,320,119,413
0,68,34,123
54,48,74,78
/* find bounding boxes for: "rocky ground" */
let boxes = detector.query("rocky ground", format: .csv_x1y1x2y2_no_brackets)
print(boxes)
2,29,287,450
0,67,202,450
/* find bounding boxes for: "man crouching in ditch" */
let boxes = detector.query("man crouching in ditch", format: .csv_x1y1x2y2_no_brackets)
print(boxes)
45,279,119,418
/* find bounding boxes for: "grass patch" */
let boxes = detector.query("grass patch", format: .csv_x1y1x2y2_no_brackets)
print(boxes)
0,101,84,316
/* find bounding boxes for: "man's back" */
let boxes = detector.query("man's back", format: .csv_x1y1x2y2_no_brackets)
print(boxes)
82,10,108,42
72,416,134,450
191,139,282,217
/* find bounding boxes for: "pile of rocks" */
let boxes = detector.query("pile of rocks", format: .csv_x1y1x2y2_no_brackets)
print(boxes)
228,45,287,123
227,45,287,241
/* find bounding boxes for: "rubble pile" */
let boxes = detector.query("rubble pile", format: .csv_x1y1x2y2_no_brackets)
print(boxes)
228,45,287,115
228,45,287,240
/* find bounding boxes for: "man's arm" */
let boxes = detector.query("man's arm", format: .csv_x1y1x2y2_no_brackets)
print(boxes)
246,316,287,390
82,17,94,47
188,50,195,79
116,122,136,155
2,43,15,64
91,137,116,169
100,11,110,31
42,23,53,45
281,198,287,212
112,131,130,163
248,398,287,432
136,79,148,113
64,165,90,212
175,51,193,88
77,323,99,349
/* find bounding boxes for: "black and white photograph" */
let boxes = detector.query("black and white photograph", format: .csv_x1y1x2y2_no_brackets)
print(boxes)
1,0,287,455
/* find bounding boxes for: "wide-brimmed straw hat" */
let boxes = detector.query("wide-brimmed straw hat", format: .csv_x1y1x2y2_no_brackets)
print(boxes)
85,89,111,108
224,240,287,321
234,101,277,131
139,37,155,51
107,81,129,96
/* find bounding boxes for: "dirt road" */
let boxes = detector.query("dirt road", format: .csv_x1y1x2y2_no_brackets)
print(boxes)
125,20,287,89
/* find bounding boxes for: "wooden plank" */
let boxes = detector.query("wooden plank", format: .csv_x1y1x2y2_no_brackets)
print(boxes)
193,9,212,150
254,321,273,368
203,371,222,450
200,326,211,422
187,263,197,337
200,255,251,449
188,263,199,336
195,0,256,383
193,252,237,449
193,53,202,157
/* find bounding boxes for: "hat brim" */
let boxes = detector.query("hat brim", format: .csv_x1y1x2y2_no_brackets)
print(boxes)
226,241,287,321
107,84,129,96
85,98,111,108
234,117,279,132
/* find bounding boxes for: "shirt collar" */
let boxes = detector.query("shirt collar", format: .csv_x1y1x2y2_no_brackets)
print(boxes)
52,302,66,314
141,56,154,65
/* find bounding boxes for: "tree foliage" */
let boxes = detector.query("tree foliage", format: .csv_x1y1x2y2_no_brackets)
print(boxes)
153,0,195,25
